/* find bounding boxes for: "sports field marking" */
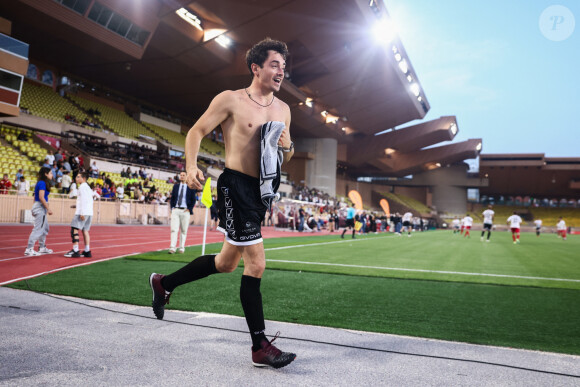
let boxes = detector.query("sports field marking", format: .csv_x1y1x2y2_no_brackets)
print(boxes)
265,235,391,251
266,259,580,283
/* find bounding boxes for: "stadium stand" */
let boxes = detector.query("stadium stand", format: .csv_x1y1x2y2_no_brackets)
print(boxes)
67,94,160,141
141,122,186,149
20,82,90,128
382,192,432,215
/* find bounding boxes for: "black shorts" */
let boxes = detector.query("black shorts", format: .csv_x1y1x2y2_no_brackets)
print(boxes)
403,221,411,227
216,168,266,246
345,218,355,228
483,223,492,231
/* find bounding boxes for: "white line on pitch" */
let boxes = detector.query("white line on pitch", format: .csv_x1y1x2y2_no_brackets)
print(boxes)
265,259,580,283
264,235,391,251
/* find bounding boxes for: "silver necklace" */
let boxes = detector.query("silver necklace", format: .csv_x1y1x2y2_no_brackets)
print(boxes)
245,88,274,107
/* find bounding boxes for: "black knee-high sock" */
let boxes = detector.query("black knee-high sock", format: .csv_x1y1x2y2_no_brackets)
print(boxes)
240,275,267,350
487,231,491,240
481,231,485,237
341,229,346,237
161,254,218,292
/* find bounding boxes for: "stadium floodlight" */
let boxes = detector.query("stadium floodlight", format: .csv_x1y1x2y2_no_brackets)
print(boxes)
372,19,396,45
325,113,339,124
410,83,420,97
394,53,402,62
176,8,203,31
449,122,458,136
204,29,231,48
476,142,482,152
305,97,313,108
398,59,408,74
215,34,231,48
406,74,413,82
320,110,328,117
384,148,396,155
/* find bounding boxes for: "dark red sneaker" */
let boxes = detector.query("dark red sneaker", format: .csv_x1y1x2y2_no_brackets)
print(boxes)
149,273,172,320
252,332,296,369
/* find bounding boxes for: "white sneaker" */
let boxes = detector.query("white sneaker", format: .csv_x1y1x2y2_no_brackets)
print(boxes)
24,248,41,256
178,248,185,254
168,249,176,254
486,240,490,242
38,247,53,254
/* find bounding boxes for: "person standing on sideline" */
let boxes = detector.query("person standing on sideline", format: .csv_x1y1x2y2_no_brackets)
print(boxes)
556,217,567,240
481,205,494,242
402,211,413,237
24,167,54,256
506,211,523,244
462,214,473,238
341,205,356,239
169,171,196,253
534,218,542,237
210,196,219,230
64,171,94,258
149,38,296,369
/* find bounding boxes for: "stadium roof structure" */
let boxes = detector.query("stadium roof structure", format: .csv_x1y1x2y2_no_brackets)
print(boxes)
344,116,483,177
1,0,429,142
479,154,580,199
0,0,485,179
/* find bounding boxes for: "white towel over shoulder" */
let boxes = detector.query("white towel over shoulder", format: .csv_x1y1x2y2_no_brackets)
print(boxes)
259,121,285,209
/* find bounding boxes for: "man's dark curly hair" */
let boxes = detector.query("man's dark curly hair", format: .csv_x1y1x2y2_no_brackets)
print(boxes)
245,38,289,75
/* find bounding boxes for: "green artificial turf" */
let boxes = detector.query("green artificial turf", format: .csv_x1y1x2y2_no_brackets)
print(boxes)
7,231,580,354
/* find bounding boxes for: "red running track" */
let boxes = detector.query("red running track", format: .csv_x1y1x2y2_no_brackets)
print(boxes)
0,224,320,286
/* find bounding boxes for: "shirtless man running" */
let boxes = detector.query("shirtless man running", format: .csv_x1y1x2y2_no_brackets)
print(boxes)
149,38,296,369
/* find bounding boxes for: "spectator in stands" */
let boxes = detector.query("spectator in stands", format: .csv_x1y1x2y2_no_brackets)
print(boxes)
1,174,13,194
101,183,113,200
54,148,63,164
17,131,28,141
15,176,30,196
25,167,54,256
91,183,101,201
116,184,125,201
63,157,71,172
15,168,24,182
45,150,55,166
61,170,72,194
90,161,99,178
139,168,147,179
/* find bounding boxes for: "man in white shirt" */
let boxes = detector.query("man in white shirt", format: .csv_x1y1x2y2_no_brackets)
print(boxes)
15,176,30,196
61,170,72,194
534,219,542,237
481,205,495,242
402,211,413,237
556,217,567,240
506,211,523,244
451,217,460,234
462,214,474,238
65,171,94,258
116,184,125,201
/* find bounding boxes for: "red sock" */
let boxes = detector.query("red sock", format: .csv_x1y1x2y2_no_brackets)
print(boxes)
512,234,516,241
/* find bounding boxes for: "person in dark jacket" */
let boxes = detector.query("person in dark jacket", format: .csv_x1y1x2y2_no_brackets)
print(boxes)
168,171,196,253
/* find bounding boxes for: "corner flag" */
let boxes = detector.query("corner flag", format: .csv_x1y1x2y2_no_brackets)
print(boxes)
201,177,212,208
